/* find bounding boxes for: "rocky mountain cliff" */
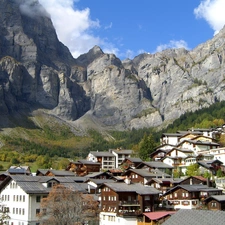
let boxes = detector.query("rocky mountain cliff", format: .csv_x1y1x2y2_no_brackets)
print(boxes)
1,0,225,131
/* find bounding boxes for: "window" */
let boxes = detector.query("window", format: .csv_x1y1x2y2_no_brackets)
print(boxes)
22,209,25,215
174,193,177,198
144,196,150,200
36,209,40,215
36,196,41,202
211,202,217,207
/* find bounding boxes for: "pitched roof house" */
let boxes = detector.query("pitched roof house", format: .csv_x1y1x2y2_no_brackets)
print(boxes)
0,175,88,225
99,182,159,225
163,184,222,210
204,195,225,211
66,160,101,176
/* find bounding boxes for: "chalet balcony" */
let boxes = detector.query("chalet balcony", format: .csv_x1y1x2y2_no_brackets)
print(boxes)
118,209,141,217
119,200,140,206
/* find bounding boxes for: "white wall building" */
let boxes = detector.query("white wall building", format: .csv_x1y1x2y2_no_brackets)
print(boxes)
0,175,87,225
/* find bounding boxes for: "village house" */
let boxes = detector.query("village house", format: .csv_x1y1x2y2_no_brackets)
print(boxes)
109,149,133,168
204,195,225,210
0,174,88,225
197,159,223,175
99,182,160,225
136,161,173,174
66,160,101,176
123,169,171,185
87,151,116,170
163,184,222,210
120,157,143,170
147,178,183,194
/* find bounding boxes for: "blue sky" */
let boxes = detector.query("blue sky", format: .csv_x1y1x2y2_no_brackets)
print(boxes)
39,0,225,60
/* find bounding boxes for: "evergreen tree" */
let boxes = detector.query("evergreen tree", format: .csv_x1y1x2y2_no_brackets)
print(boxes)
138,133,157,161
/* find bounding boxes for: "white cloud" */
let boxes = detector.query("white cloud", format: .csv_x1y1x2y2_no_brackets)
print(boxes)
155,40,189,53
39,0,103,58
194,0,225,35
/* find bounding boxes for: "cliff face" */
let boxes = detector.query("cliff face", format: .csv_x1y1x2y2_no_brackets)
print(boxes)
1,0,225,131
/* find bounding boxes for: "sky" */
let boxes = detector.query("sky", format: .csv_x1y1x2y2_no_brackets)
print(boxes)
38,0,225,60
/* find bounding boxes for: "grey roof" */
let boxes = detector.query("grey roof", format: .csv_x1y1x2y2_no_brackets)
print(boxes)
149,178,183,184
164,184,221,195
125,157,143,163
84,171,112,178
89,151,115,157
161,133,183,137
205,195,225,202
8,175,87,194
86,178,115,185
125,169,171,179
46,169,76,176
111,149,133,154
104,182,160,195
76,160,101,165
162,209,225,225
140,161,174,169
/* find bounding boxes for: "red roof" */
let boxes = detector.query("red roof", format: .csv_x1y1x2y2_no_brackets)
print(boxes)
143,211,176,220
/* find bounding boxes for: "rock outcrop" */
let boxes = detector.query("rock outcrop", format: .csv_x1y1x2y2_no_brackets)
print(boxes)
1,0,225,131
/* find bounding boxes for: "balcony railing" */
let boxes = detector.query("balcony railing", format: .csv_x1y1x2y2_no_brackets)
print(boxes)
118,209,141,216
119,200,140,206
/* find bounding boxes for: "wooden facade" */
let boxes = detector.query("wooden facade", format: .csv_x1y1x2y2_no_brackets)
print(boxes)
100,183,159,218
205,196,225,211
66,161,101,176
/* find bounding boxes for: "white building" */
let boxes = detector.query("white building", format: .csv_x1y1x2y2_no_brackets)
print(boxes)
0,175,87,225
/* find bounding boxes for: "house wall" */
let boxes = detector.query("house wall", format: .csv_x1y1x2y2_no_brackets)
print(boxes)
0,180,46,225
207,200,222,210
165,188,200,210
99,212,137,225
129,172,144,184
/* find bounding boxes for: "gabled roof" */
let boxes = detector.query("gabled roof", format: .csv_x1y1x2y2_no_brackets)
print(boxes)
198,159,223,169
162,209,225,225
110,149,133,154
163,184,221,196
84,171,112,178
3,175,88,194
72,160,101,165
124,169,171,179
124,157,143,163
161,133,183,137
45,169,76,177
147,178,183,185
102,182,160,195
205,195,225,202
144,211,176,221
89,151,115,157
178,176,207,184
178,139,220,147
137,161,174,169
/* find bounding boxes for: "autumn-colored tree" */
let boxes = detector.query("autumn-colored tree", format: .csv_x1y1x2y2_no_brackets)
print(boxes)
38,184,99,225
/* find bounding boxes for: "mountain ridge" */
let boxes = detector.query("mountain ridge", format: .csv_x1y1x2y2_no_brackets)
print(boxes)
1,0,225,133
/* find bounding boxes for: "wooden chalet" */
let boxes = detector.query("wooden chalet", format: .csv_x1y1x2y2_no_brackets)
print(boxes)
147,178,183,194
66,160,101,176
163,184,222,210
120,157,143,170
100,182,160,217
136,161,173,174
204,195,225,210
123,169,171,185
